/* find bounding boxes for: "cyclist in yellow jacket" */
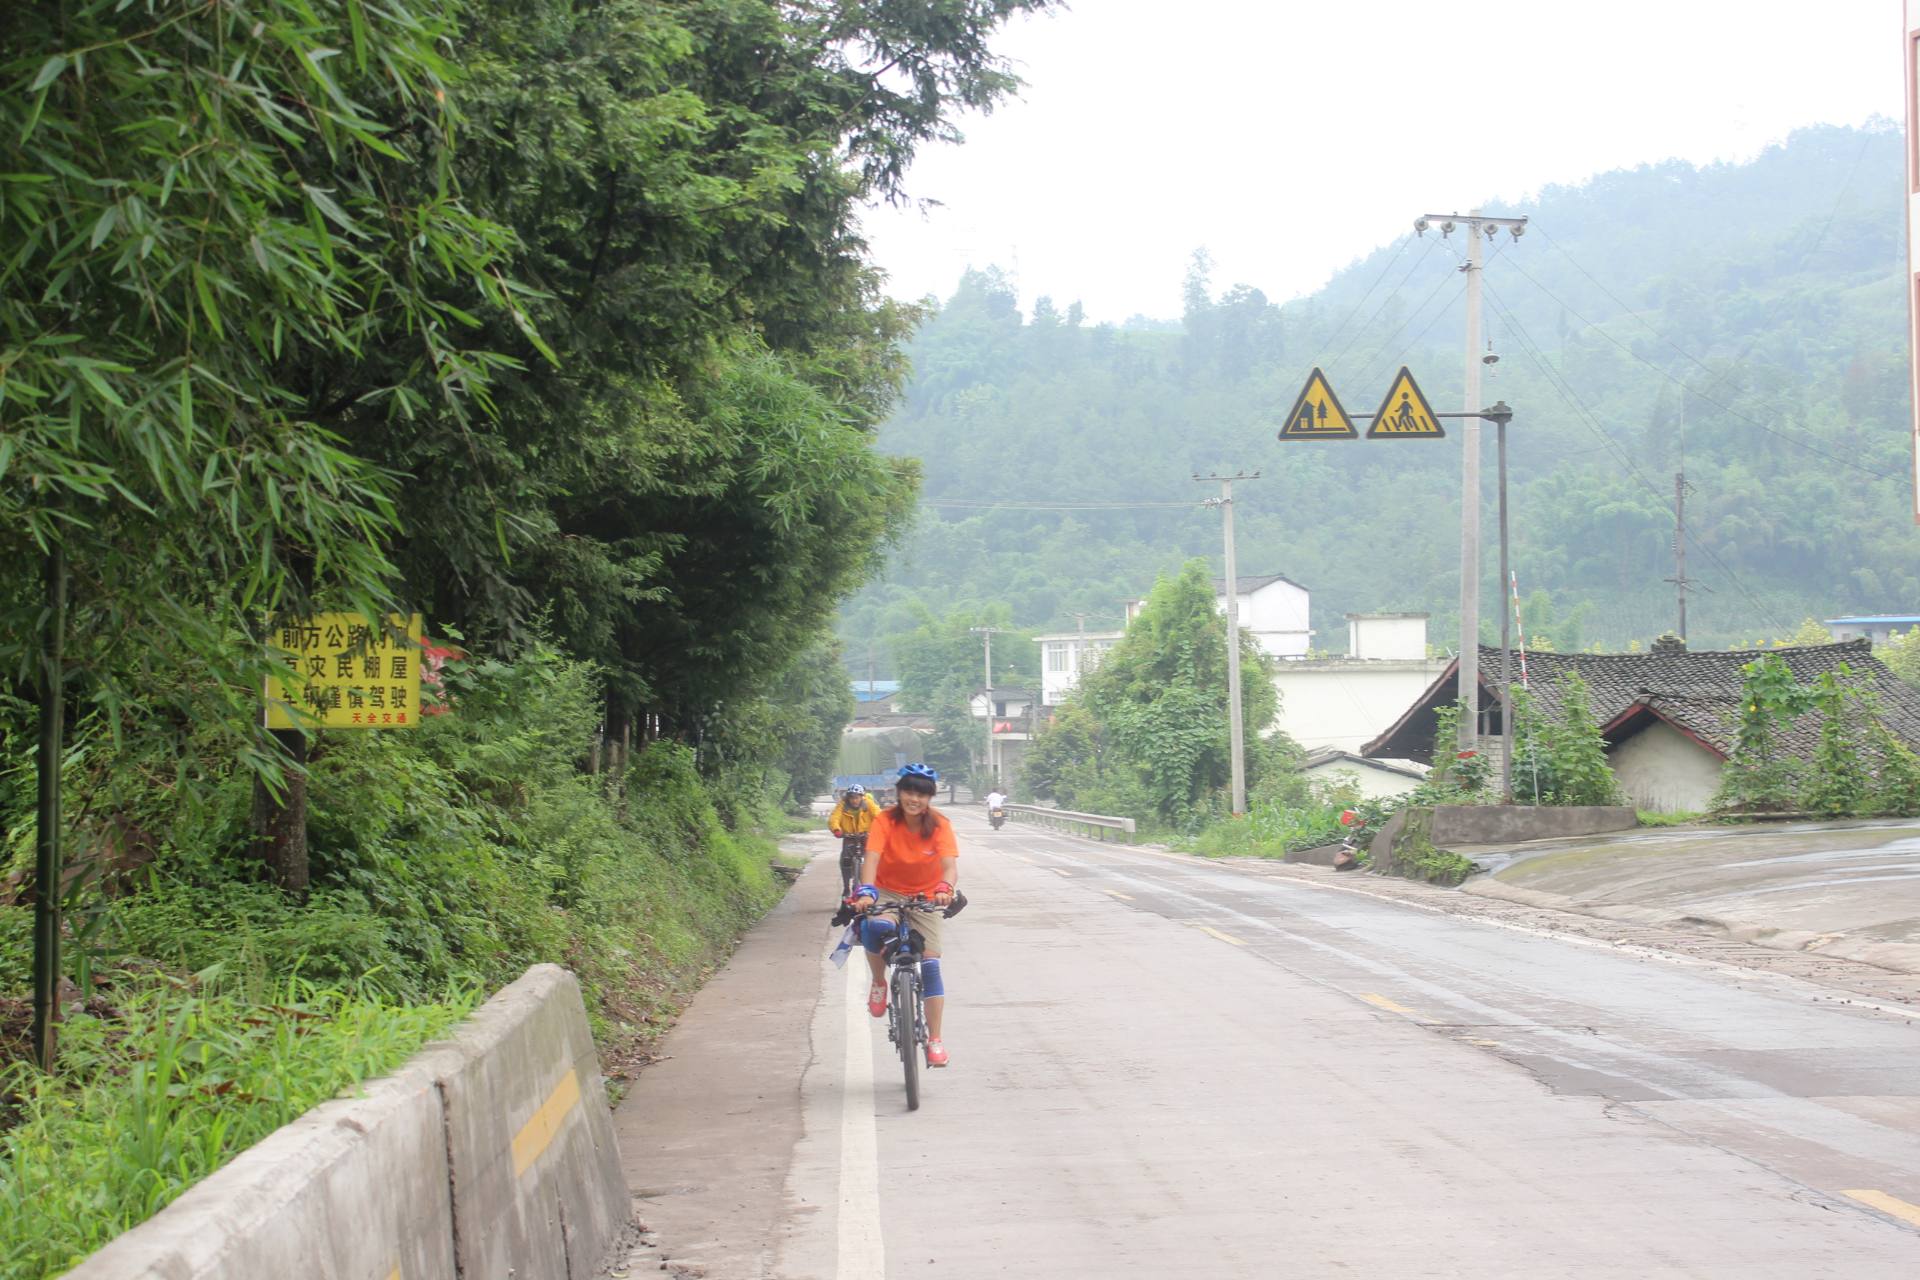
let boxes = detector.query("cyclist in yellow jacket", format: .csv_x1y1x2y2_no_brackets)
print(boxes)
830,785,881,898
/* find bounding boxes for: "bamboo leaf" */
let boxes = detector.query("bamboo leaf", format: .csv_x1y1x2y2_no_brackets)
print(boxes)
29,56,66,92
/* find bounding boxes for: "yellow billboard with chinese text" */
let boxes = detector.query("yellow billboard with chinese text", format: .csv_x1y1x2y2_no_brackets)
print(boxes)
264,613,423,729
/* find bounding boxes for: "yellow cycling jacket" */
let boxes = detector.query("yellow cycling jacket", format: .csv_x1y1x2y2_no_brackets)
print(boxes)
829,794,880,835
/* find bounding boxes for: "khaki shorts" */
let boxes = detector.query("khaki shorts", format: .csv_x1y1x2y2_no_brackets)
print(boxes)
873,888,948,956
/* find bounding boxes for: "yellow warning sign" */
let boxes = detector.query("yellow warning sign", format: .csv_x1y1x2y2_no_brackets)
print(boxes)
264,613,423,729
1367,367,1445,438
1277,367,1357,440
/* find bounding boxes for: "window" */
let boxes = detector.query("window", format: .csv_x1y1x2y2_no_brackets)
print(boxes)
1046,643,1070,673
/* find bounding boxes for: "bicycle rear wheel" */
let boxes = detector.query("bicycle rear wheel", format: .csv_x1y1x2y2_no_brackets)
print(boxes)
892,966,920,1111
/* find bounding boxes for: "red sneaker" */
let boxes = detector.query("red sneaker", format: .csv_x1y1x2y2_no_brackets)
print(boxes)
925,1039,949,1067
867,982,887,1018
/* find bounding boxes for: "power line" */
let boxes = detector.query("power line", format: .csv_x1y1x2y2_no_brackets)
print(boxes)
1320,234,1432,375
1480,279,1791,636
1497,251,1896,482
924,498,1199,511
1355,236,1513,394
1344,256,1462,389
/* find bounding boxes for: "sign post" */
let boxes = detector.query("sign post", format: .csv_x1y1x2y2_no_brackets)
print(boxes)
1277,367,1515,797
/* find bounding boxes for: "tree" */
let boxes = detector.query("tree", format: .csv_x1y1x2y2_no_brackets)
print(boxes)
1029,560,1290,829
0,2,535,897
1714,654,1815,811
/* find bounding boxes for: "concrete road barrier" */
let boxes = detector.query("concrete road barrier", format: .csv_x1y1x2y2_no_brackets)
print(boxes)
66,963,628,1280
436,965,631,1280
64,1061,456,1280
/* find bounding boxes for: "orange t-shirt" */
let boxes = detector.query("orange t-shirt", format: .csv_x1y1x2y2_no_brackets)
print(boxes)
866,808,959,896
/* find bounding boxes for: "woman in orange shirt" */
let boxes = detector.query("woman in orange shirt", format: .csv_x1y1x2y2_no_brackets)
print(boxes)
850,763,959,1066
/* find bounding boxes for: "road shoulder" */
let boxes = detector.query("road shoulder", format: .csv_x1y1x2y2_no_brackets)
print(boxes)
604,836,839,1278
1127,840,1920,1013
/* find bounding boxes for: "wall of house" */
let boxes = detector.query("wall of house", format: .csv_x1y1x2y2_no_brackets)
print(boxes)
1608,722,1724,812
1300,760,1424,800
1347,615,1428,661
1220,581,1312,658
1037,634,1120,706
1271,660,1450,755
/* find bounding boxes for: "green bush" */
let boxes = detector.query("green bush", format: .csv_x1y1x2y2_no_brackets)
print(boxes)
0,971,471,1280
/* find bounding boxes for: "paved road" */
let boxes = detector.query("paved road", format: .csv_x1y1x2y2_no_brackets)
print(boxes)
1467,819,1920,970
615,809,1920,1278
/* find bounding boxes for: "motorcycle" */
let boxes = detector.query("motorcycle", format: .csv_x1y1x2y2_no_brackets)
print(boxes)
988,805,1006,831
1332,809,1366,872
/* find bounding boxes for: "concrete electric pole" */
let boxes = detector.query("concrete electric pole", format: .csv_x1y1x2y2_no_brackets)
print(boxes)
1196,471,1259,816
969,625,1005,788
1414,211,1527,749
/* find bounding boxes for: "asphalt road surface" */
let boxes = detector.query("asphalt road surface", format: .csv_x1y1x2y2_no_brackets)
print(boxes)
614,809,1920,1278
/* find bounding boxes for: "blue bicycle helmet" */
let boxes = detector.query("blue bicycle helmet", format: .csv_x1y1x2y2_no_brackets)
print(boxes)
898,762,939,784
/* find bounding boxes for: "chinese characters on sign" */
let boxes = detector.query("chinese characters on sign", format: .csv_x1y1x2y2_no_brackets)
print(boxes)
264,613,424,729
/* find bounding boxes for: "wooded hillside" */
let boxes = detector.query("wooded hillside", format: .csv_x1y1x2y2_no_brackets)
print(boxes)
844,123,1916,661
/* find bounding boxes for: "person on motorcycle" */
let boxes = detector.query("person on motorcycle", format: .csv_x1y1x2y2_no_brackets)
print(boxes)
984,788,1007,811
850,763,959,1067
829,785,881,897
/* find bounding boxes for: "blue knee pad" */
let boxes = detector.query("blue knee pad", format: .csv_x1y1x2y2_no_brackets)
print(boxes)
860,916,896,953
920,957,945,998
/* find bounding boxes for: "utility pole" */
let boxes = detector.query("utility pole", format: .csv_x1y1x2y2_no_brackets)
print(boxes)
968,626,1005,788
1415,211,1527,748
1667,471,1695,643
1196,471,1259,816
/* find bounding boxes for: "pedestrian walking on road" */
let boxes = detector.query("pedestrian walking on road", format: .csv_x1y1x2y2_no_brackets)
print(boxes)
849,763,959,1066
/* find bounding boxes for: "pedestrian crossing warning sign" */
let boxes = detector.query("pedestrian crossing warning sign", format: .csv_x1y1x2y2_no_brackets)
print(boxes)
1367,367,1445,438
1277,367,1357,440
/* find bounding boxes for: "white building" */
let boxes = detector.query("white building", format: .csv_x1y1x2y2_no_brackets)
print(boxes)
1123,572,1314,659
1215,573,1312,659
1270,614,1447,757
1299,749,1427,800
970,687,1037,786
1035,630,1125,706
1825,615,1920,645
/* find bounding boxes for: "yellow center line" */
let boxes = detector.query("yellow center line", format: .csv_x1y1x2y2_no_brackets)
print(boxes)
1200,926,1245,946
1050,867,1073,878
1008,852,1034,864
1359,992,1430,1021
1843,1189,1920,1229
1104,889,1134,901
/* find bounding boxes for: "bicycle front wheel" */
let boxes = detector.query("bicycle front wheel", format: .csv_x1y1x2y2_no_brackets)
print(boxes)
893,967,920,1111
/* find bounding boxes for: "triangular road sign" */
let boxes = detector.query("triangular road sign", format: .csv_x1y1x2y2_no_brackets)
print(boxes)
1278,367,1357,440
1367,367,1445,438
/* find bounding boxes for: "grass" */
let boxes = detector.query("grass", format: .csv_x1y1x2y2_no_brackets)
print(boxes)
0,968,471,1280
1637,809,1706,827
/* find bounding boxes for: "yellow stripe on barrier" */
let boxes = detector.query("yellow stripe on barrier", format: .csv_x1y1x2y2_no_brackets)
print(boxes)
511,1068,582,1178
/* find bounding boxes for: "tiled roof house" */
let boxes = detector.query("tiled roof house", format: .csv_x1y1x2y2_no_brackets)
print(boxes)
1361,637,1920,811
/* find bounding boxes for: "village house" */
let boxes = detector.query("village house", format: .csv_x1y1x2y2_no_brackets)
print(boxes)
1360,636,1920,812
1270,613,1448,759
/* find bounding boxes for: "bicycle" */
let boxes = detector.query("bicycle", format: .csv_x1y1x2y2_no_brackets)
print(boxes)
837,832,868,899
858,893,964,1111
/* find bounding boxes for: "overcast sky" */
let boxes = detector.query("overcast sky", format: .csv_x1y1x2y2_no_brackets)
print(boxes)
859,0,1905,323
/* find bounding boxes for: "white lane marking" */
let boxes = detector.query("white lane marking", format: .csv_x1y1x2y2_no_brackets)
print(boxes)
837,955,883,1277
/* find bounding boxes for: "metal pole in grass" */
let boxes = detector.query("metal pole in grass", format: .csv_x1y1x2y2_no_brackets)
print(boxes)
32,540,67,1070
